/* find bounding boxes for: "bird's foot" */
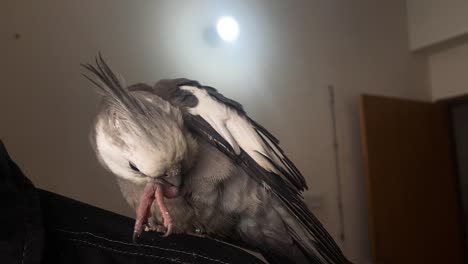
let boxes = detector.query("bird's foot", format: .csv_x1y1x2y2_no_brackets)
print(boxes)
133,183,158,242
155,185,173,237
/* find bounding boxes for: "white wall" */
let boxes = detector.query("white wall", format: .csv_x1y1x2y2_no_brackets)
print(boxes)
0,1,429,263
407,0,468,50
429,43,468,100
407,0,468,100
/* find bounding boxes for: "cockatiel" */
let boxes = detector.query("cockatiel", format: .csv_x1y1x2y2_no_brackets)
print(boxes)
84,55,351,264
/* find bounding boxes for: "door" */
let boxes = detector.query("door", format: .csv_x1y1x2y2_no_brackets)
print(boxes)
359,95,464,264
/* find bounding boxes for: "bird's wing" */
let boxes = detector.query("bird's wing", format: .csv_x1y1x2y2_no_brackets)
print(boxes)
150,78,308,193
142,79,349,264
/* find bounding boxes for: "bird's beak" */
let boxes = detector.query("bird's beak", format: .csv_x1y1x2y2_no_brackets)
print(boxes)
159,174,181,187
155,165,182,188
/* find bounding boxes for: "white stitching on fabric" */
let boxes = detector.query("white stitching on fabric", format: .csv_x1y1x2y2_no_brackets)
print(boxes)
55,229,230,264
21,237,28,264
66,238,184,263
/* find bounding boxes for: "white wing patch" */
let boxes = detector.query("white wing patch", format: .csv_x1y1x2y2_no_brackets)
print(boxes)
180,85,281,174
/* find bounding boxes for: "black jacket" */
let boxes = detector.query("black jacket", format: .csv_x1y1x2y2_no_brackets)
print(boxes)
0,141,263,264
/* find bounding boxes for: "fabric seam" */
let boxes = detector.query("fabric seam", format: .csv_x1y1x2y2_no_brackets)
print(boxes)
56,229,230,264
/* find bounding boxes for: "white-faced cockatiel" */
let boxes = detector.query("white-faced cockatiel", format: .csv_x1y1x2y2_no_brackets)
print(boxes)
83,55,351,264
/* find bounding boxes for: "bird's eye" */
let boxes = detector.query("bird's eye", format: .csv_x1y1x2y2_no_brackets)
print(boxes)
129,162,140,172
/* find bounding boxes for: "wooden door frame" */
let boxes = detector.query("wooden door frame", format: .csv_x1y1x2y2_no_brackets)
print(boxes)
437,94,468,260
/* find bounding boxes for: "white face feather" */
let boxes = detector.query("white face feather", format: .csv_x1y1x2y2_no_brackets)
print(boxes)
95,119,147,184
94,117,195,185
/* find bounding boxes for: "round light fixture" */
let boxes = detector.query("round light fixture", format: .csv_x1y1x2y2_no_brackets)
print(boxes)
216,16,239,42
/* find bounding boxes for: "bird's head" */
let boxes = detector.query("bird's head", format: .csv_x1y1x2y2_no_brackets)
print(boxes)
92,95,198,192
84,56,197,194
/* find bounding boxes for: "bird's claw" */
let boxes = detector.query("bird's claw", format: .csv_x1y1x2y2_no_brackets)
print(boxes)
162,223,172,237
132,230,140,243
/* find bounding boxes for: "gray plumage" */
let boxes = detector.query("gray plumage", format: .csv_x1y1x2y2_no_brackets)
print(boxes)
84,55,351,264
